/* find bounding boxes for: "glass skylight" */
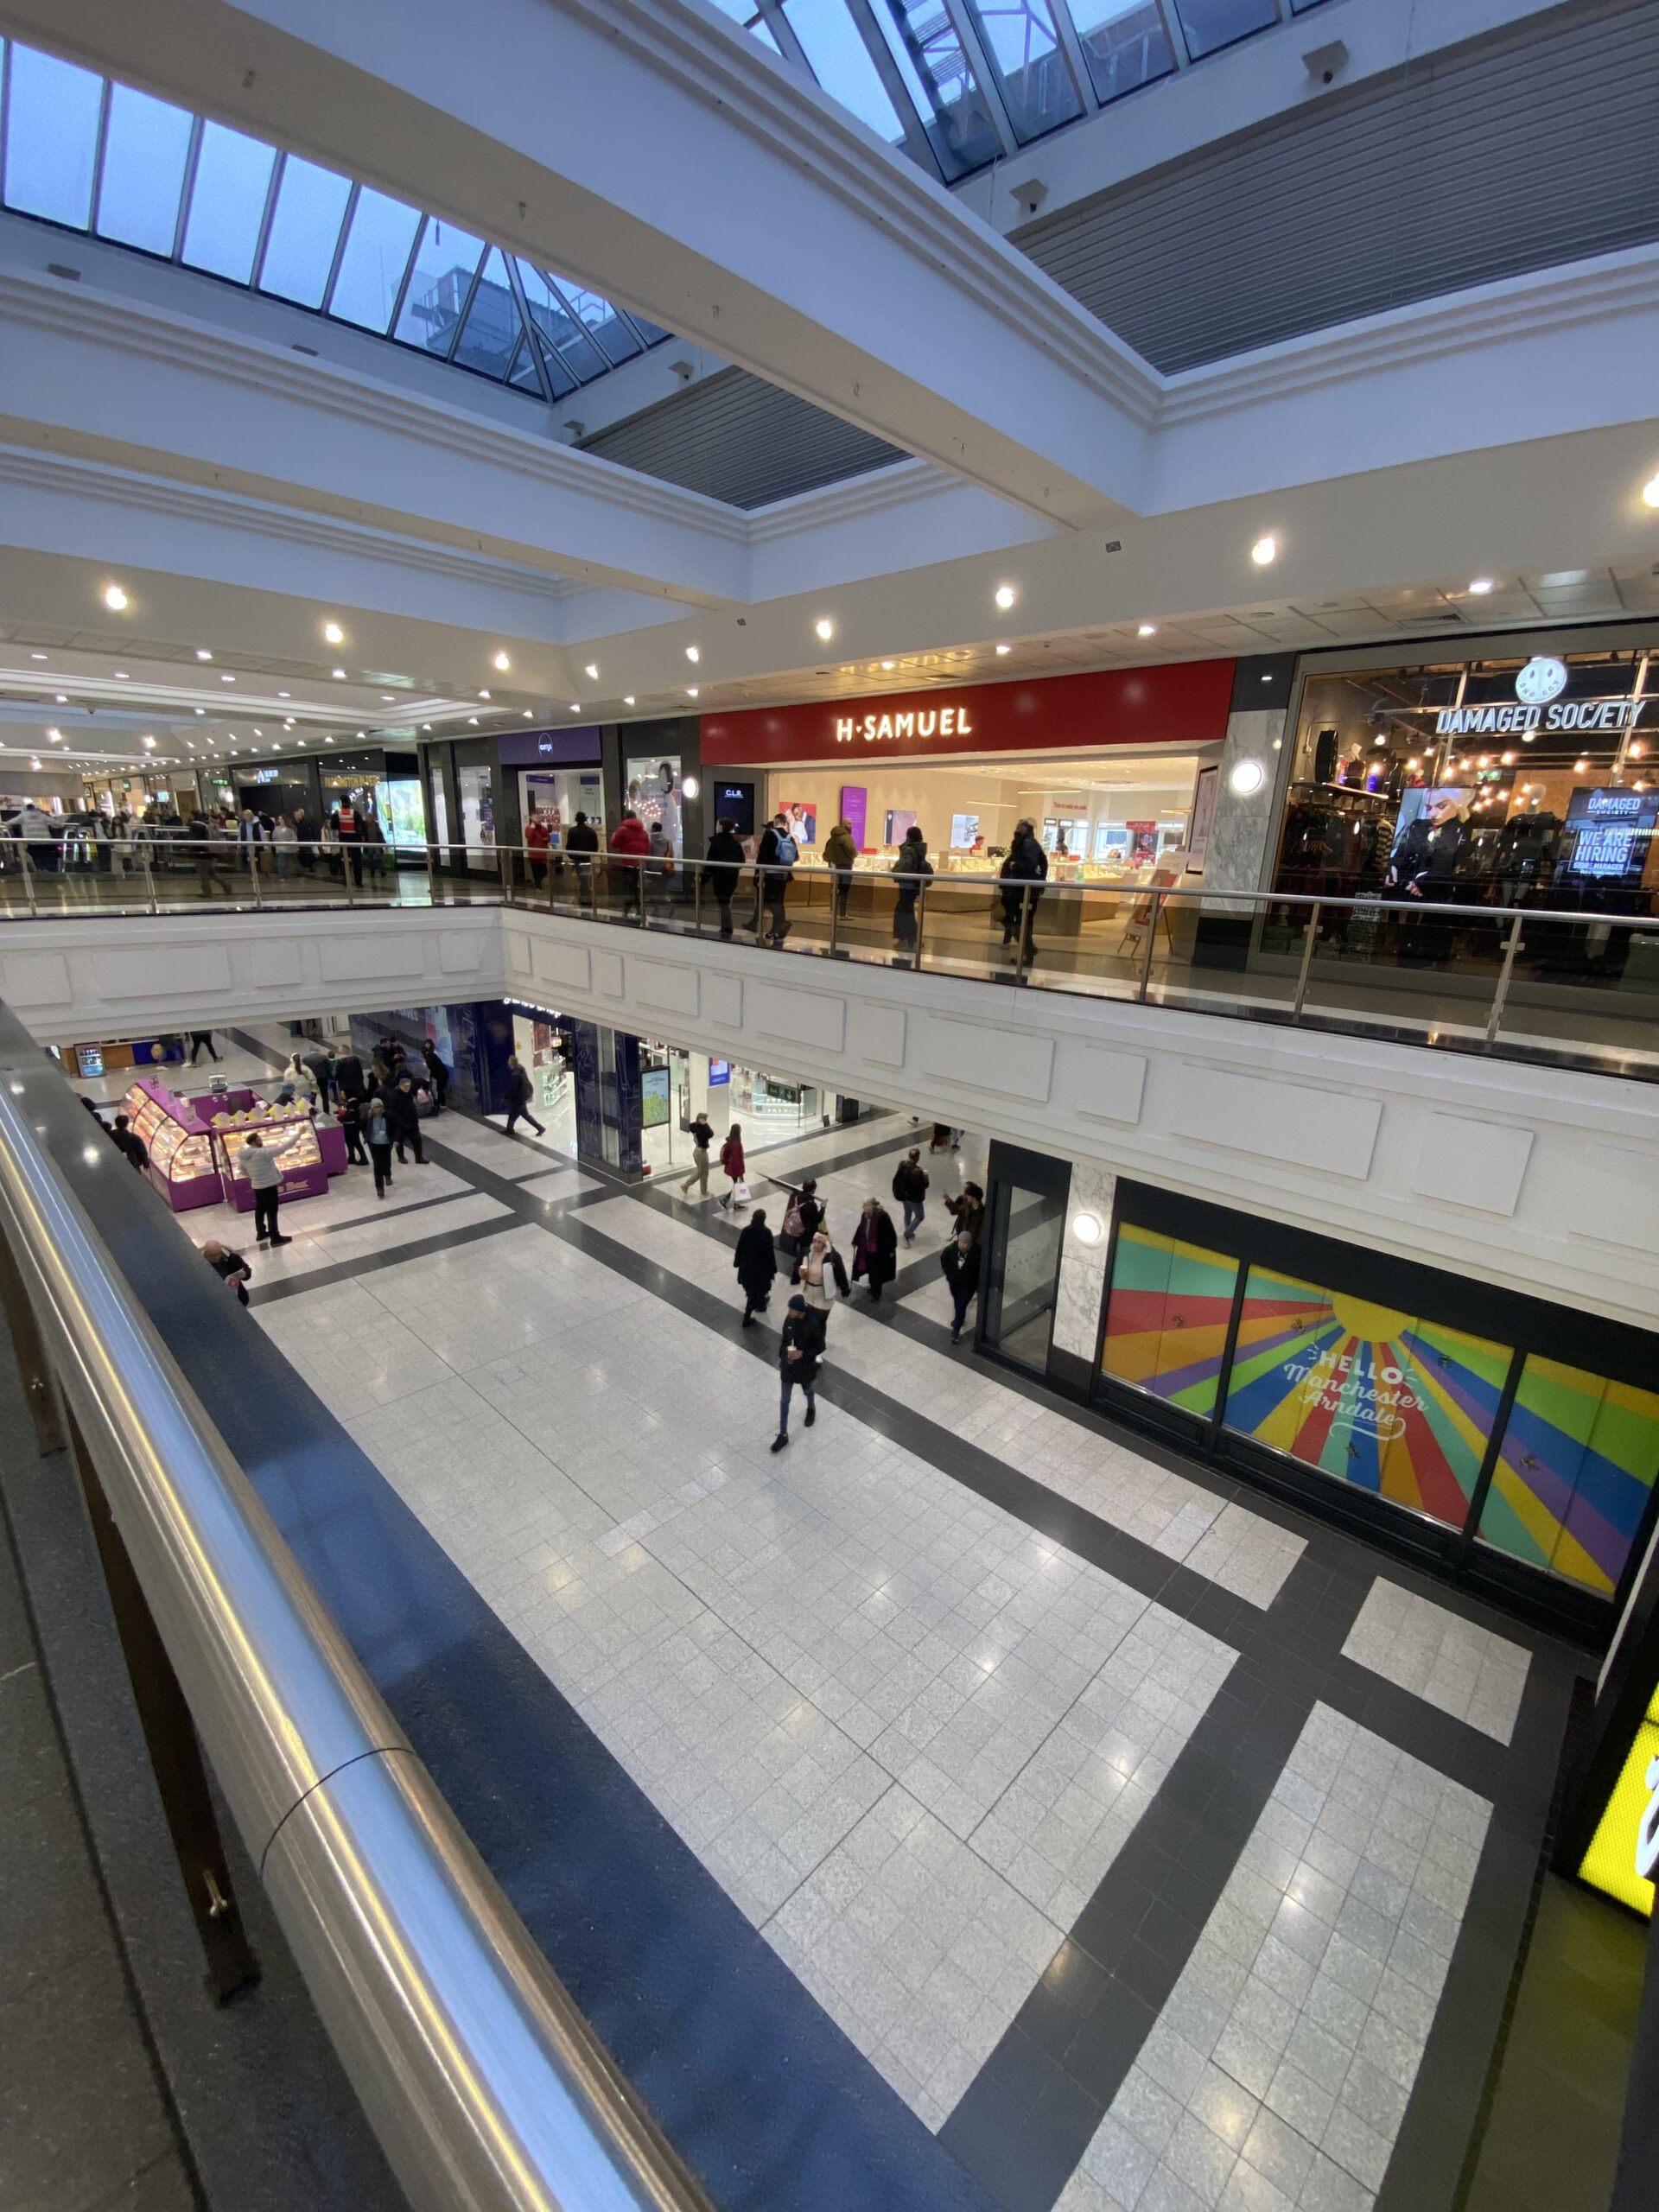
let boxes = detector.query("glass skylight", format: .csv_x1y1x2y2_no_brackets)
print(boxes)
0,35,672,403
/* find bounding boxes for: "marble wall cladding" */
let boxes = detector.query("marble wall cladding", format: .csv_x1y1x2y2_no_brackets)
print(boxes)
1052,1159,1116,1363
1205,708,1287,898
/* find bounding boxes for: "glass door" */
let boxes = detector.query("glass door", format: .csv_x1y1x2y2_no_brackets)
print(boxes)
982,1174,1066,1371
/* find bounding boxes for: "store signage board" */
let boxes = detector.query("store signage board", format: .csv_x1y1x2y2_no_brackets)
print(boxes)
700,660,1235,766
496,727,602,766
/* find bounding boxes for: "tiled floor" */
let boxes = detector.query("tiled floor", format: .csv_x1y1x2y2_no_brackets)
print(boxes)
192,1086,1580,2212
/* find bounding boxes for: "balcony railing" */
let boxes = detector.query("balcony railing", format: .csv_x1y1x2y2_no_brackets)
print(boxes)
5,837,1656,1077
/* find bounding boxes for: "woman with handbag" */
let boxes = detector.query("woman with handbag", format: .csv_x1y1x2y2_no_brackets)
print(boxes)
734,1206,777,1328
793,1229,849,1325
718,1122,747,1211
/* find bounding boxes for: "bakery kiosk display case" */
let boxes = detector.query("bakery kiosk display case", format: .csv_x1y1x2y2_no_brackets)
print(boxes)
118,1080,346,1211
213,1107,329,1211
121,1080,221,1210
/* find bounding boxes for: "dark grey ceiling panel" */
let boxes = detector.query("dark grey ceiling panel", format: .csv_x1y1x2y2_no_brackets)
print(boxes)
578,367,909,510
1014,0,1659,372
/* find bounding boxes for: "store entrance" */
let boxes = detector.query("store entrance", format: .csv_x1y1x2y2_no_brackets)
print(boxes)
981,1147,1069,1373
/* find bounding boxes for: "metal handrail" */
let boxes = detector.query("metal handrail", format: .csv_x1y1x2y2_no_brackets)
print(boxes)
0,1079,708,2212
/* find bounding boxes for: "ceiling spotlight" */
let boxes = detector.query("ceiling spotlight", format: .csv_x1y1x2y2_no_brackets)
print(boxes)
47,728,60,741
221,672,235,683
994,584,1016,610
493,651,511,671
29,651,46,662
1372,732,1386,747
115,671,129,680
686,686,700,699
196,648,213,661
29,757,41,772
325,735,334,745
522,709,533,720
1229,759,1266,796
569,702,581,714
1468,576,1495,595
584,663,599,681
331,667,346,680
103,583,129,611
685,645,700,664
422,723,431,732
142,734,156,749
1250,534,1277,566
682,774,701,799
323,620,345,644
467,715,479,726
54,694,67,703
1643,473,1659,510
194,707,205,716
814,618,835,643
277,690,290,699
995,645,1011,657
356,729,365,739
478,689,491,701
1137,623,1157,638
623,695,635,707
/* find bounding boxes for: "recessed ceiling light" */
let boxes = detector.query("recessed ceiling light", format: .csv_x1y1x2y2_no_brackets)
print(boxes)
1137,622,1157,637
623,695,635,707
277,690,289,699
142,734,156,748
194,707,205,715
569,702,581,713
995,645,1011,657
493,651,511,671
114,670,129,680
54,693,67,703
686,686,699,698
1643,473,1659,510
1468,576,1495,595
29,757,41,772
221,672,235,683
422,722,431,731
521,709,533,719
583,663,599,681
467,715,478,725
103,583,129,611
994,584,1016,610
325,735,334,745
331,667,346,679
323,620,344,645
814,618,835,642
29,651,46,661
880,660,895,671
685,645,700,664
47,727,60,740
1249,534,1277,566
196,648,212,661
380,694,396,702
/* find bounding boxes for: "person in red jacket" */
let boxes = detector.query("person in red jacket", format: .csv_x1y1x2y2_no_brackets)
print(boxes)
608,807,651,920
718,1122,746,1211
524,810,552,892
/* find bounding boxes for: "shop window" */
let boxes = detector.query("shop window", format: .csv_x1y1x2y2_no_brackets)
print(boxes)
625,755,683,858
1221,1267,1510,1529
1101,1224,1237,1421
1477,1357,1659,1597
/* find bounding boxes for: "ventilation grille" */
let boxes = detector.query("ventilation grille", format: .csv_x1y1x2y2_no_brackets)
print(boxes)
579,366,908,509
1015,0,1659,372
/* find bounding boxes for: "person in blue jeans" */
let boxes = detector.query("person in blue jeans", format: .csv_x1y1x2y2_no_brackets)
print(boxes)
891,1148,928,1243
772,1294,826,1452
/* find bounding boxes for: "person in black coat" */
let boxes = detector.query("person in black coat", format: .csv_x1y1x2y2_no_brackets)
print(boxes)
502,1052,545,1138
941,1231,982,1344
302,1046,334,1109
999,817,1048,958
734,1207,777,1328
201,1239,252,1306
383,1073,425,1166
851,1198,899,1301
334,1050,366,1103
702,818,746,939
421,1039,449,1113
772,1294,826,1451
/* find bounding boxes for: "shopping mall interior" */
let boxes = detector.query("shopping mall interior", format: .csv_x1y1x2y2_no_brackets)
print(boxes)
2,4,1658,2211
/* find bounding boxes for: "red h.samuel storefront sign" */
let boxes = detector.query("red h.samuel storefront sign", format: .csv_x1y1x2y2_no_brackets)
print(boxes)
699,659,1234,766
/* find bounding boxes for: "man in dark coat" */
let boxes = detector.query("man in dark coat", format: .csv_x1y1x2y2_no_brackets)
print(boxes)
383,1072,425,1166
503,1052,545,1139
772,1294,826,1452
852,1199,899,1302
302,1045,334,1109
702,818,746,939
334,1049,366,1103
999,817,1048,959
420,1039,449,1113
734,1207,777,1328
941,1231,982,1344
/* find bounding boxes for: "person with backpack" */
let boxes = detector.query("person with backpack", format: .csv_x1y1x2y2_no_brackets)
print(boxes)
941,1230,982,1344
680,1109,715,1199
999,817,1048,961
771,1294,826,1452
891,1147,929,1243
851,1198,899,1302
891,824,931,961
734,1205,776,1328
753,813,798,945
717,1122,746,1211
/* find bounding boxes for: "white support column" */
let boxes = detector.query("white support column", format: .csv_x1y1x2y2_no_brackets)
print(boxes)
1204,707,1287,897
1051,1159,1116,1364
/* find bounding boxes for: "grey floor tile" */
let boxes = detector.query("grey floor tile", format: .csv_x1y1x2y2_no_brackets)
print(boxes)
0,1783,106,2005
0,1662,60,1815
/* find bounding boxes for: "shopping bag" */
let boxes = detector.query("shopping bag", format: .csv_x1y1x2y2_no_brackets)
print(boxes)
733,1179,752,1205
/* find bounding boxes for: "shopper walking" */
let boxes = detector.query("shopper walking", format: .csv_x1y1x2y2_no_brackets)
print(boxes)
337,1090,368,1166
566,810,600,906
823,817,857,920
753,813,798,945
734,1206,777,1328
944,1181,986,1243
792,1228,848,1319
302,1044,334,1109
891,1147,929,1243
188,809,232,897
608,807,651,920
999,817,1048,961
334,1047,366,1103
242,1134,289,1247
283,1052,318,1103
941,1230,982,1344
271,816,299,882
110,1112,148,1173
201,1238,252,1306
363,1093,394,1198
771,1294,826,1452
702,817,745,938
503,1052,546,1139
891,825,931,960
188,1028,219,1065
420,1038,448,1113
851,1198,899,1302
383,1072,425,1164
679,1109,715,1198
717,1121,747,1210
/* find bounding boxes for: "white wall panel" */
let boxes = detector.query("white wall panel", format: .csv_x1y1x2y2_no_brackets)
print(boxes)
922,1017,1054,1104
1169,1068,1382,1181
631,958,701,1019
1412,1114,1535,1218
1065,1044,1147,1128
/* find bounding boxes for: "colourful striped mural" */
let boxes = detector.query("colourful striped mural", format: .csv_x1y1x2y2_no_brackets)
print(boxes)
1101,1224,1237,1420
1478,1357,1659,1596
1220,1266,1512,1529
